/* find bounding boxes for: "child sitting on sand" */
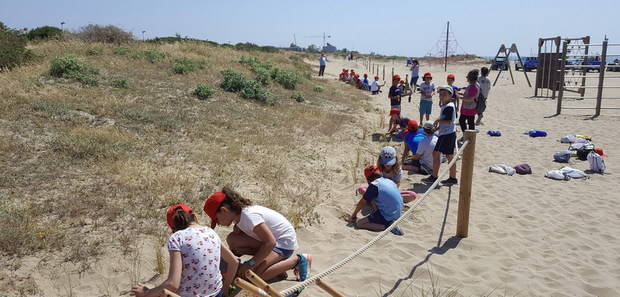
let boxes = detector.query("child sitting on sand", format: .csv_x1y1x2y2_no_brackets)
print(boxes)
387,108,410,136
402,121,438,175
339,69,348,81
349,165,404,235
358,146,416,203
130,204,238,297
203,187,311,282
370,76,384,95
362,74,370,90
419,72,435,124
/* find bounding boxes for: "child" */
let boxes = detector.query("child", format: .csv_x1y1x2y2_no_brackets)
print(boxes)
355,74,363,89
410,59,420,92
349,165,404,235
388,75,403,109
402,121,438,175
418,72,435,124
339,69,347,81
476,67,491,125
370,76,384,95
130,204,238,297
401,120,424,160
387,108,410,136
458,70,479,134
203,187,311,282
446,74,460,110
357,146,416,203
362,74,370,90
423,85,458,185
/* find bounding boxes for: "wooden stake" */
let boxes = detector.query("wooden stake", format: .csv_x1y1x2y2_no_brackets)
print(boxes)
383,65,385,81
456,130,478,238
161,289,181,297
317,279,346,297
246,270,284,297
235,278,270,297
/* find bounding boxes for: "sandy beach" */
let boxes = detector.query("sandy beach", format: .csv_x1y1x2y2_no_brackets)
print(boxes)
281,57,620,297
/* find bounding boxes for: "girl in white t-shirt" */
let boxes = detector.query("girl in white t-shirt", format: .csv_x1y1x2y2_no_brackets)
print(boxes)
203,187,311,282
130,204,238,297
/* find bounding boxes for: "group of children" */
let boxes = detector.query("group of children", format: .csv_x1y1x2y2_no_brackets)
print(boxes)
130,188,311,297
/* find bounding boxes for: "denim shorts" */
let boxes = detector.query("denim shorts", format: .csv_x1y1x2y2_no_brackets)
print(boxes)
273,247,294,259
419,100,433,115
367,211,394,228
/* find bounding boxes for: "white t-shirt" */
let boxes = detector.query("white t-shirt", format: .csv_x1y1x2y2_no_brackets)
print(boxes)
370,80,381,92
167,227,222,297
237,205,298,250
319,56,327,66
416,134,438,170
411,65,419,77
478,76,491,98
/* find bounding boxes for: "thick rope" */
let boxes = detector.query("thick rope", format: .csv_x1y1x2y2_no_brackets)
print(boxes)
280,140,470,296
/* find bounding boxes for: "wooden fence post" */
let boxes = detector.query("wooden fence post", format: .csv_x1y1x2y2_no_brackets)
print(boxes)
594,40,608,117
245,271,284,297
383,65,385,81
456,130,478,238
235,278,270,297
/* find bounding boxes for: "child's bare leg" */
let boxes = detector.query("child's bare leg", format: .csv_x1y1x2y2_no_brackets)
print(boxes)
419,114,423,125
431,151,441,178
425,114,430,121
356,217,387,232
446,154,457,178
253,251,298,281
227,232,261,256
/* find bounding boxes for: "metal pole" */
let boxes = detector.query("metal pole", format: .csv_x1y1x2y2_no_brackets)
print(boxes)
556,41,568,115
594,40,608,117
444,21,449,72
456,130,477,238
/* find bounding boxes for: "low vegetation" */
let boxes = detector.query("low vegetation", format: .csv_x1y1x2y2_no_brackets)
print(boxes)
0,22,32,70
193,84,213,99
49,55,100,86
172,57,206,74
75,24,133,44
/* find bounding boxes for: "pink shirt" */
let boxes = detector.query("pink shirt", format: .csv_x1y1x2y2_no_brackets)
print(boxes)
460,84,479,116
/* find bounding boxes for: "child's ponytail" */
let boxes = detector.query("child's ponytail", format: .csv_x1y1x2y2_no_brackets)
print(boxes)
221,186,253,214
172,208,196,231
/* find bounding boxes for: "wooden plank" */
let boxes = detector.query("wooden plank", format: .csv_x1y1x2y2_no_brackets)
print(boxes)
317,279,346,297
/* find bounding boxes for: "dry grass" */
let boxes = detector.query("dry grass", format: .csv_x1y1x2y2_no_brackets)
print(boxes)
0,39,374,295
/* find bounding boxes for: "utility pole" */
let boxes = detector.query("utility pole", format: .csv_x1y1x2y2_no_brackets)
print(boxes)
323,32,326,47
444,21,449,71
60,21,65,31
142,30,146,41
294,33,297,46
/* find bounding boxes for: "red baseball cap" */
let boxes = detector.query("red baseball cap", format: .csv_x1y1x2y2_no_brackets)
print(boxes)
389,108,400,116
392,74,401,80
203,192,226,228
407,119,419,130
399,80,405,84
166,203,193,230
363,165,380,179
447,74,455,79
595,148,608,157
374,76,379,79
423,72,432,78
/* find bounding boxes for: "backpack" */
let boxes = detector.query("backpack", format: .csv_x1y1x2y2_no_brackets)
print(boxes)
513,163,532,175
560,167,587,179
576,147,593,161
560,135,577,143
487,130,502,137
545,169,569,180
489,164,516,176
553,150,571,163
569,142,593,151
587,151,606,173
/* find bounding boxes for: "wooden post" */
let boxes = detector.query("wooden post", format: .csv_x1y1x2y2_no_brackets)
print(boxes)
594,39,608,117
162,289,181,297
512,43,532,87
245,271,284,297
551,37,561,99
580,36,591,98
383,65,385,81
535,38,543,96
391,67,394,79
317,279,346,297
235,278,270,297
556,41,568,115
456,130,478,238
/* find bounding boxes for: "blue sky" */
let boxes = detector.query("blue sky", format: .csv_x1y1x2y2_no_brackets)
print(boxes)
1,0,618,57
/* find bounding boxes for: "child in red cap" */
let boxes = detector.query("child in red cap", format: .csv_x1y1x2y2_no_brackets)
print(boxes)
370,76,384,95
130,204,238,297
418,72,435,124
203,187,312,282
388,75,403,109
446,74,460,110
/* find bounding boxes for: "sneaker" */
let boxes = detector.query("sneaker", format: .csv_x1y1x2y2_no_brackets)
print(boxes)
441,177,458,185
390,225,404,236
293,254,312,281
422,175,438,183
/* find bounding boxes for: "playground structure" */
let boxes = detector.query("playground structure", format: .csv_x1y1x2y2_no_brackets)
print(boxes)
490,43,531,87
535,36,590,99
553,38,620,117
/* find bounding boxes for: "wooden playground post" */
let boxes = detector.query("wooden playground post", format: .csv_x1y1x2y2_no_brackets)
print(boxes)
535,38,543,96
556,41,569,115
456,130,478,238
580,36,591,98
551,38,561,99
161,289,181,297
317,279,347,297
594,40,608,117
245,271,284,297
235,278,270,297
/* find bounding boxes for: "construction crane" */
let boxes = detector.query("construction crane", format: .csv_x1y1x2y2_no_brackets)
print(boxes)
304,32,331,47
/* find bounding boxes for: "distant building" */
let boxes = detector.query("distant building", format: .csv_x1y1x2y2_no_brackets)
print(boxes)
287,43,303,52
322,42,337,53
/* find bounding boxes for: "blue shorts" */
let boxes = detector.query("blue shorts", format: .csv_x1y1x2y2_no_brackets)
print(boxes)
391,105,401,110
367,211,394,228
419,100,433,115
410,76,419,87
273,247,294,259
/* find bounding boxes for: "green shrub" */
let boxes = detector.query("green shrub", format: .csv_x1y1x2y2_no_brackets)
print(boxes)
220,69,249,92
50,55,99,86
113,47,130,56
291,92,305,102
240,80,270,103
313,86,324,93
76,24,133,44
172,58,206,74
27,26,62,40
271,68,299,90
112,79,129,88
0,23,32,70
234,42,278,53
193,84,213,99
220,69,272,104
137,49,165,63
86,48,101,56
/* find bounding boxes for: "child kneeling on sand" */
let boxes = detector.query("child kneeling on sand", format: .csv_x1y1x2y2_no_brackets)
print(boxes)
131,203,238,297
357,146,416,203
349,165,404,235
203,187,311,282
370,76,384,95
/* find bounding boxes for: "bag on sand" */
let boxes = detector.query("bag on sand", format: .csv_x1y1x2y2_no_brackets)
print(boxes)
553,150,571,163
576,134,592,141
560,167,587,179
487,130,502,137
489,164,516,176
569,142,593,151
587,151,606,173
513,163,532,175
560,135,590,143
545,170,569,180
576,147,594,161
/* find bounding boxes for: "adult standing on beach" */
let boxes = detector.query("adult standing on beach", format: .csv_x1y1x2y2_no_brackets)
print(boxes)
318,52,327,76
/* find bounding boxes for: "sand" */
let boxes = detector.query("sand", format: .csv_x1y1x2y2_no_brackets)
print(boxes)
277,57,620,297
